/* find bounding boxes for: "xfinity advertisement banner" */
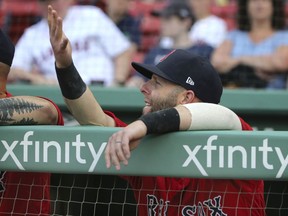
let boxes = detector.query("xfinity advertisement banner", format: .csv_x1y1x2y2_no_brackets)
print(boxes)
0,126,287,180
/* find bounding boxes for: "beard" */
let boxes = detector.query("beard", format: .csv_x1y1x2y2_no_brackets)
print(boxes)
142,88,181,114
150,96,178,112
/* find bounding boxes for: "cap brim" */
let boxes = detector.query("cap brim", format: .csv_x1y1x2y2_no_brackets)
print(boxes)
131,62,158,79
131,62,174,83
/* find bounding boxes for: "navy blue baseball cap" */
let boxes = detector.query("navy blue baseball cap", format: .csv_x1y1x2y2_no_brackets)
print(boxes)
0,29,15,67
131,49,223,104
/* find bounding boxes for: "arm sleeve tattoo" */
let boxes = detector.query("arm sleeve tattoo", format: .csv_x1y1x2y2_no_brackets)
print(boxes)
0,98,44,125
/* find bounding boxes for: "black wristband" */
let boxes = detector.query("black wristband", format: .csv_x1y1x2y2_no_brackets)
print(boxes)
139,108,180,134
55,62,87,100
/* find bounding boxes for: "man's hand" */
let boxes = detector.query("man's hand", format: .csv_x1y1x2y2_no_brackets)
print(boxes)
47,5,72,68
105,120,147,170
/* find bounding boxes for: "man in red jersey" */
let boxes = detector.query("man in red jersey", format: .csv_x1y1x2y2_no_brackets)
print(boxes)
0,29,64,215
48,5,265,216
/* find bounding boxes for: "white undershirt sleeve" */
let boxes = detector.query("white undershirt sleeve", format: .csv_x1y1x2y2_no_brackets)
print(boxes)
182,103,242,131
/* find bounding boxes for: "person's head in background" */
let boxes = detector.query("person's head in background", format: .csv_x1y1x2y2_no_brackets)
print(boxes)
0,29,15,98
237,0,285,31
106,0,131,23
37,0,75,19
187,0,212,20
153,1,194,48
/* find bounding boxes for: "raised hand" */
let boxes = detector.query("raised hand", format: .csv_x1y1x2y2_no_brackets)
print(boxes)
47,5,72,68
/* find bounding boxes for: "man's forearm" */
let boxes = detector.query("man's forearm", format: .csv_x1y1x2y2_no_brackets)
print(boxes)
239,55,288,72
55,63,114,126
64,88,115,126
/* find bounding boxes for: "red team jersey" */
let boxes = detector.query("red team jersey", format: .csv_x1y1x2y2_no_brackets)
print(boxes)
0,92,64,216
106,111,266,216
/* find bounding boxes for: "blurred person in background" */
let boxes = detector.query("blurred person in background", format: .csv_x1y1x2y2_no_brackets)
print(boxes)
126,1,214,88
187,0,228,48
160,0,227,49
211,0,288,89
105,0,141,52
9,0,132,86
105,0,142,84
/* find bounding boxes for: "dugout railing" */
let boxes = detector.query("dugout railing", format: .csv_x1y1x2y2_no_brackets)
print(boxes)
0,126,287,179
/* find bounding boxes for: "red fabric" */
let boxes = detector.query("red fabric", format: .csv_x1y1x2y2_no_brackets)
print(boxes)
105,110,127,127
106,112,266,216
4,92,12,97
0,92,64,216
37,96,64,126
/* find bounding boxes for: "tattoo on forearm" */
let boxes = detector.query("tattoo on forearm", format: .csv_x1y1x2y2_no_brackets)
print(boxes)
0,98,44,125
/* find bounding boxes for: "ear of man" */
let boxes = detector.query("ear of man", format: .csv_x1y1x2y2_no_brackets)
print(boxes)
180,90,199,104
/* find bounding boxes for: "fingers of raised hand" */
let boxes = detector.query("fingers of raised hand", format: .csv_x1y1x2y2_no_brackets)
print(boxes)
47,5,64,43
47,5,52,32
48,5,57,36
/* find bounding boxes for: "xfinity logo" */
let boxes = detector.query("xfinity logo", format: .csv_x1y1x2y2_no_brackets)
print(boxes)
0,131,106,172
182,135,288,178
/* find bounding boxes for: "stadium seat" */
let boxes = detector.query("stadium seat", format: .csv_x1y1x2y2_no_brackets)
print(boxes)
1,0,40,15
128,1,165,53
210,2,237,30
0,0,41,43
128,1,166,17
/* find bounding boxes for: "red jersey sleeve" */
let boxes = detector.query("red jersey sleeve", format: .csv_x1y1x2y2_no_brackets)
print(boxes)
5,91,12,97
239,117,253,131
104,110,127,127
38,97,64,126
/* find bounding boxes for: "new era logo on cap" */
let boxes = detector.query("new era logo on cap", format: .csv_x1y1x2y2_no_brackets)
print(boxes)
186,77,194,86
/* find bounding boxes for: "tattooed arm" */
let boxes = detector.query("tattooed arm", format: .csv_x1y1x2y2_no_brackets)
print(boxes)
0,96,59,125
